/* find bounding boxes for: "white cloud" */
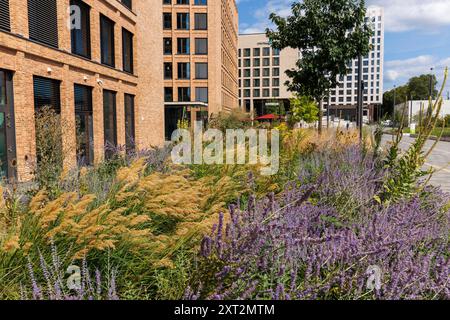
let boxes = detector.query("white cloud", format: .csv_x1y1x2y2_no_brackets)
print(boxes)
384,55,450,93
367,0,450,32
239,0,292,34
239,0,450,34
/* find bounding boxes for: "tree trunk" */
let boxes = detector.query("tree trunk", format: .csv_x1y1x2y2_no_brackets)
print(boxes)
318,100,323,135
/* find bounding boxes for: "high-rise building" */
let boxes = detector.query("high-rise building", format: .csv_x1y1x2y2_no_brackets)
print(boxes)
328,6,385,122
238,33,299,116
0,0,164,181
162,0,239,140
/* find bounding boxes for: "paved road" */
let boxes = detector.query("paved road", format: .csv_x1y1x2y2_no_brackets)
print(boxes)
382,135,450,193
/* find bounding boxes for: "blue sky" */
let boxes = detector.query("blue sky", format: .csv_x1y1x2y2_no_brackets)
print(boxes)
236,0,450,95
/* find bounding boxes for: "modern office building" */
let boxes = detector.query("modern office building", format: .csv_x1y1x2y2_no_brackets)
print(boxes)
0,0,164,181
328,6,385,123
162,0,239,140
238,33,299,117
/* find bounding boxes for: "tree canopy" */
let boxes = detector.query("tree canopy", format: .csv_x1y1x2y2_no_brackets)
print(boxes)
383,74,438,114
266,0,373,101
290,95,319,124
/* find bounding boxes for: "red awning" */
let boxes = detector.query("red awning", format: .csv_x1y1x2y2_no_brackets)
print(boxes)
255,114,281,120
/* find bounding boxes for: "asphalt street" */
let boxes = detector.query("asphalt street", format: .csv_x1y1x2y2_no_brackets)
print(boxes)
382,135,450,193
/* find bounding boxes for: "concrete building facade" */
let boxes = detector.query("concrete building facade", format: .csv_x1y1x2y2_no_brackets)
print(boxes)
0,0,164,181
162,0,239,140
238,33,299,117
328,6,385,123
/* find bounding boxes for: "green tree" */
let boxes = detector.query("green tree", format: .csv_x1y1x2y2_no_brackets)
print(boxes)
290,95,319,124
383,85,408,116
407,74,438,100
382,74,438,116
267,0,372,133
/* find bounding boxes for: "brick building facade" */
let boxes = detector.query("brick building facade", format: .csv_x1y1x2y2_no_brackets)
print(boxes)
0,0,164,181
162,0,238,140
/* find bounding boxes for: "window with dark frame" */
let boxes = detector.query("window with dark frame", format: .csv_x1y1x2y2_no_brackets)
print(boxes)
195,38,207,55
177,13,189,30
164,87,173,102
70,0,91,58
194,13,207,30
33,76,61,113
74,84,94,166
163,38,172,55
100,14,115,67
103,90,117,159
121,0,132,10
124,94,135,155
122,28,134,73
163,13,172,29
177,38,190,54
178,87,190,102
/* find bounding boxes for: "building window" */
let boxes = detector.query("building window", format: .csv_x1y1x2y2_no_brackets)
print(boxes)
194,13,207,30
163,0,172,4
177,0,189,4
273,57,280,66
272,78,280,87
253,89,260,97
273,48,280,56
243,48,250,57
164,62,173,79
0,0,11,31
28,0,58,48
262,78,270,87
100,14,115,67
273,68,280,76
195,87,208,102
163,13,172,29
177,62,190,79
103,90,117,159
253,69,260,77
253,58,260,67
253,48,260,56
262,89,270,97
263,58,270,66
33,76,61,113
195,38,207,54
70,0,91,58
74,84,93,166
124,94,135,154
164,87,173,102
121,0,132,10
163,38,172,55
178,87,190,102
122,28,134,73
194,0,207,4
177,13,189,29
263,47,270,56
177,38,190,54
195,62,207,79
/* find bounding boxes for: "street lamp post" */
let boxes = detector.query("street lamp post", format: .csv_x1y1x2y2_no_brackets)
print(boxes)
357,55,363,141
393,85,396,127
429,67,434,99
